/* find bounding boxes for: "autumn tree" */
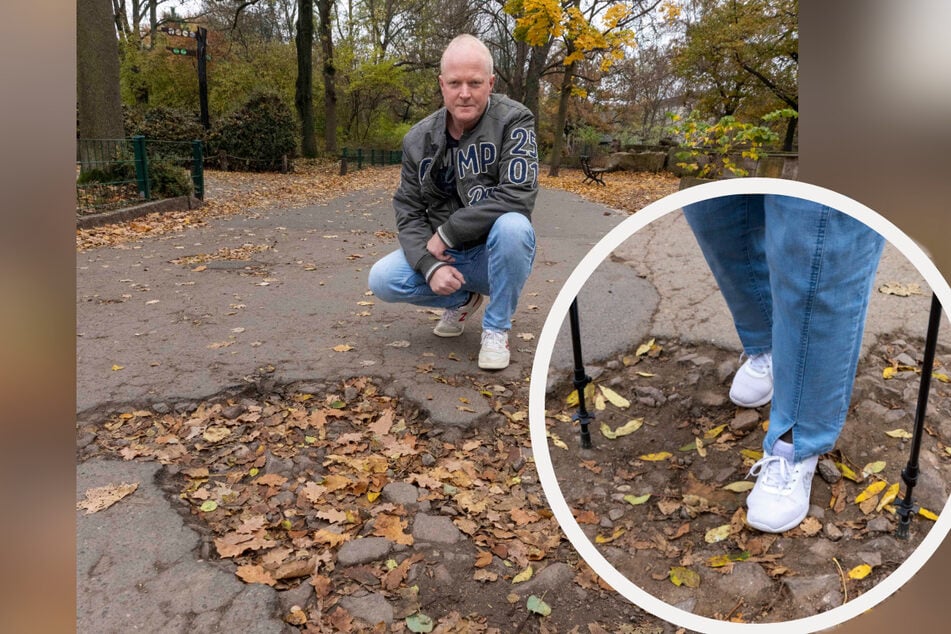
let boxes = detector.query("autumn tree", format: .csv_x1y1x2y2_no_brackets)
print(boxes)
506,0,661,175
672,0,798,149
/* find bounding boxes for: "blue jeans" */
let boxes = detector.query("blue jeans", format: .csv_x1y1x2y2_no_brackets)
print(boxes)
683,194,885,462
368,212,536,332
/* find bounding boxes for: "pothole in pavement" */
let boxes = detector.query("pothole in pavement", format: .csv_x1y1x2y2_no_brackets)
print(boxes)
77,375,669,632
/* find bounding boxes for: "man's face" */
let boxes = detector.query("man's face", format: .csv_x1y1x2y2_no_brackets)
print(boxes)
439,48,495,134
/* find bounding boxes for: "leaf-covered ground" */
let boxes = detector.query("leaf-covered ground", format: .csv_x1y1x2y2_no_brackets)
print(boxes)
544,334,951,624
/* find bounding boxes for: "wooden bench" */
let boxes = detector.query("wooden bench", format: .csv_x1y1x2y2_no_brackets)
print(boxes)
580,155,607,186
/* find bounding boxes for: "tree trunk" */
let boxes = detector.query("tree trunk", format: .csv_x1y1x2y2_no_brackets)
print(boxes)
548,59,575,177
149,0,157,50
523,41,552,126
783,115,797,152
296,0,317,158
77,0,126,144
317,0,338,154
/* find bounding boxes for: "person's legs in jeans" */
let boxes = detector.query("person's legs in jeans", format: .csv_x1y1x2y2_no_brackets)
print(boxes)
763,195,885,462
684,195,774,406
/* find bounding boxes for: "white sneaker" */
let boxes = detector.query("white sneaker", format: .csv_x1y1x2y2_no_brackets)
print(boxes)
479,329,510,370
745,451,818,533
433,293,483,337
730,352,773,407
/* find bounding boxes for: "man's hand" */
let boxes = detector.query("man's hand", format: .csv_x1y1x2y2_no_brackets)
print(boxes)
429,265,465,295
427,232,454,263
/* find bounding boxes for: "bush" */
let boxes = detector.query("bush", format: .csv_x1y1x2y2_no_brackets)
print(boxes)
210,93,297,171
148,162,193,198
125,106,205,143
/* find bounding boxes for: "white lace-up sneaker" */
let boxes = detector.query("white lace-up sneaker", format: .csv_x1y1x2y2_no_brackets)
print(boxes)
745,451,819,533
478,328,510,370
730,352,773,408
433,293,483,337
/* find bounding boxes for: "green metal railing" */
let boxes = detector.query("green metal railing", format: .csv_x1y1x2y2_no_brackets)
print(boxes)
76,136,204,215
339,147,402,174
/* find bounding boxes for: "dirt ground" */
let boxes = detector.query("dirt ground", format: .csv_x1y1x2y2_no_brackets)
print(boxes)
543,332,951,624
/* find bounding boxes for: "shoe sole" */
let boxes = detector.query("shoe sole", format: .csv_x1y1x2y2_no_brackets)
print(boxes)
745,509,807,534
478,356,509,370
730,387,773,408
433,327,464,338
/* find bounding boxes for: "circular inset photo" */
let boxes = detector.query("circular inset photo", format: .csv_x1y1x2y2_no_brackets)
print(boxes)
529,178,951,633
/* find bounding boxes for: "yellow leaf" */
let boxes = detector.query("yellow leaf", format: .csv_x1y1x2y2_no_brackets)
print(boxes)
848,564,873,580
862,461,887,477
111,364,125,371
934,372,950,383
919,507,938,521
594,389,606,411
722,481,755,493
566,382,595,407
512,565,533,584
876,482,900,512
595,527,625,544
704,524,732,544
707,551,750,568
704,424,727,440
367,491,381,503
547,431,568,450
855,480,887,503
636,371,655,377
696,437,707,458
669,566,700,588
882,366,898,380
636,338,655,357
332,344,354,352
885,428,913,439
835,462,862,482
638,451,672,462
600,418,643,440
623,493,650,506
740,449,764,462
599,385,630,408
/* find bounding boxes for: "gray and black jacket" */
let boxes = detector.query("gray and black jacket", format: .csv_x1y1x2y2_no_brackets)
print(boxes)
393,94,538,281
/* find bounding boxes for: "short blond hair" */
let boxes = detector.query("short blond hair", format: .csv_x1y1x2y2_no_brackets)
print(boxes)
440,34,494,76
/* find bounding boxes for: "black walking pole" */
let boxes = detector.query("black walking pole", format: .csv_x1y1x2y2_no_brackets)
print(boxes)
896,293,943,539
569,298,593,448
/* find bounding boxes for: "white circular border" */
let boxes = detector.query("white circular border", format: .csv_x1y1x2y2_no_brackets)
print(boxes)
528,177,951,633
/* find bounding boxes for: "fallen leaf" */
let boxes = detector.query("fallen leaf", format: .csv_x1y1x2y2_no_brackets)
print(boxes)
473,569,498,582
885,429,913,439
236,564,277,586
405,613,434,633
199,500,218,513
599,385,630,408
600,418,643,439
516,332,535,341
878,282,922,296
704,524,732,544
704,424,727,440
669,566,700,588
373,513,413,545
740,449,764,462
848,564,873,580
512,565,533,583
919,507,938,521
77,482,139,514
835,462,862,482
202,426,231,443
595,527,625,544
111,364,124,371
707,551,750,568
636,338,656,357
855,480,887,503
332,344,354,352
474,551,493,568
623,493,651,506
799,516,822,536
638,451,672,462
876,482,900,512
721,481,755,493
547,431,569,450
862,461,887,478
526,595,551,616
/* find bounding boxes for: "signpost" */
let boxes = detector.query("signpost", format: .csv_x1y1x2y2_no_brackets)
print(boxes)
161,25,210,130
